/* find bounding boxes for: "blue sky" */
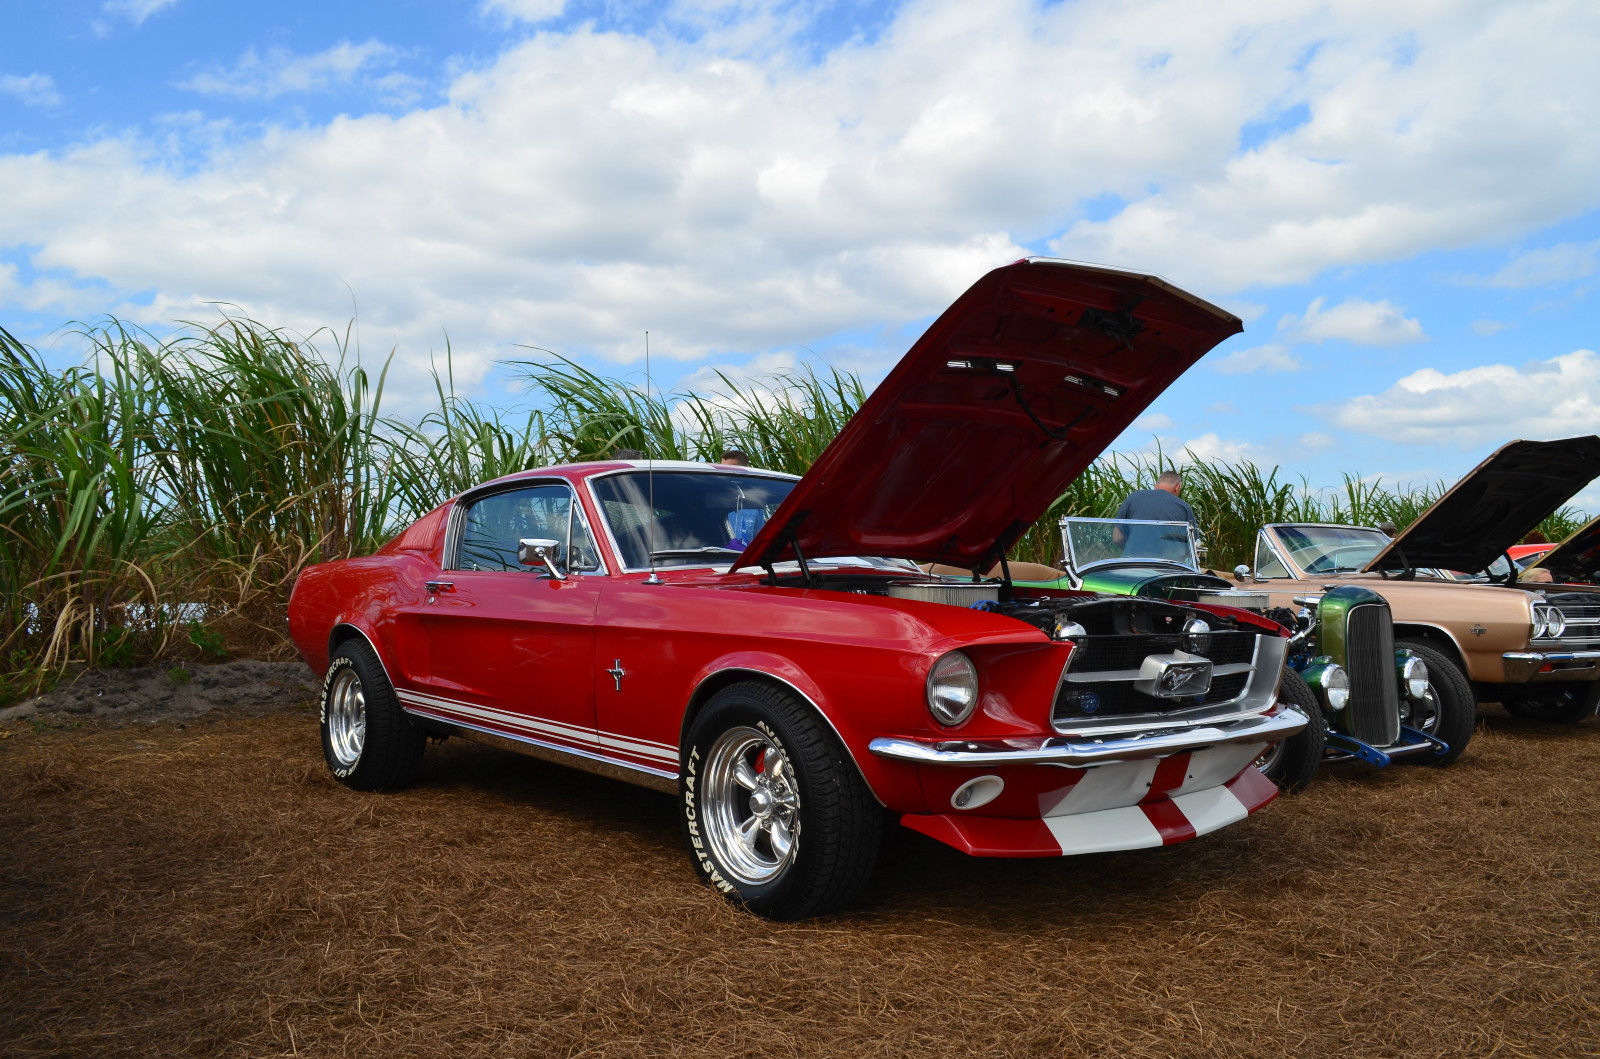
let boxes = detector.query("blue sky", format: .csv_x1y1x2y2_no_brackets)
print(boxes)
4,0,1599,504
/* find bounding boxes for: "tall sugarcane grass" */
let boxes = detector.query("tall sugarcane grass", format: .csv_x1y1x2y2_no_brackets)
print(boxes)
1,318,1587,695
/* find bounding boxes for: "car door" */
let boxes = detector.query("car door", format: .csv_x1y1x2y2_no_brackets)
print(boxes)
404,481,606,755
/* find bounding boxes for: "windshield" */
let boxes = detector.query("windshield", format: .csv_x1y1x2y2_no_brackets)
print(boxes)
591,470,797,569
1062,517,1197,571
1274,525,1389,575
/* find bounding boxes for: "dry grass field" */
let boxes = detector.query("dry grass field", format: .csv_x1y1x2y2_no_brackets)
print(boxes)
3,687,1598,1058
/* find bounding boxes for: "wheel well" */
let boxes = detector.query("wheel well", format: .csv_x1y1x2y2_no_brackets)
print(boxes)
680,669,801,746
679,668,884,807
1393,625,1466,673
328,623,365,659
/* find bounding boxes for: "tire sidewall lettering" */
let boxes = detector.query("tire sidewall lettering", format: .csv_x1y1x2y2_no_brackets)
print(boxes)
320,654,362,777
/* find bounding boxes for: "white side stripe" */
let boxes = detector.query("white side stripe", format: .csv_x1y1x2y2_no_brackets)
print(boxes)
396,689,678,764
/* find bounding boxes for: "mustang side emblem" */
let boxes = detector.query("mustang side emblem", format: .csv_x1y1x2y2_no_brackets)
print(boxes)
607,659,626,691
1469,624,1487,637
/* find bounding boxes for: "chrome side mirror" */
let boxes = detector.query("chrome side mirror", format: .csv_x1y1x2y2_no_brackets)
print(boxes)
518,537,567,580
1233,564,1252,581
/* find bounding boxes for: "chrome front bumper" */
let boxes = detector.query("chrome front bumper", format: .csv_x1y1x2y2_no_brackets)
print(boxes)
868,708,1308,769
1501,650,1600,683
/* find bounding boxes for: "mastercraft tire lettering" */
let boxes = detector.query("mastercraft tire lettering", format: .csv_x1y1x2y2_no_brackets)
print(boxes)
679,682,880,919
319,639,426,791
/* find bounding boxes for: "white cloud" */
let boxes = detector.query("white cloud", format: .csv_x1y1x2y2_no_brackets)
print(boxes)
99,0,178,28
1281,296,1425,346
674,350,799,394
1051,2,1600,291
1472,238,1600,289
178,41,403,100
1319,349,1600,448
1471,318,1508,336
0,74,62,108
1204,401,1237,415
1296,432,1337,450
1179,432,1262,464
3,0,1600,410
1132,412,1174,431
1212,343,1301,374
480,0,567,25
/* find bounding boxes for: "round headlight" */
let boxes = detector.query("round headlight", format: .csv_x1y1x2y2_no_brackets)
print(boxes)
1182,617,1212,655
1402,655,1429,701
1531,605,1549,638
1546,607,1566,638
926,651,979,727
1322,665,1350,712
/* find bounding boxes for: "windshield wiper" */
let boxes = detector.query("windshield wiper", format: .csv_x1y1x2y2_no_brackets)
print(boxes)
649,547,743,560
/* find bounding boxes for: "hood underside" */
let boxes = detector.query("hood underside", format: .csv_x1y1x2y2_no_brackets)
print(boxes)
735,259,1242,571
1534,514,1600,583
1364,436,1600,575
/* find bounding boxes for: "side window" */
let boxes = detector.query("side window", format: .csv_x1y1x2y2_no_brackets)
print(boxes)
1254,533,1289,579
451,484,603,573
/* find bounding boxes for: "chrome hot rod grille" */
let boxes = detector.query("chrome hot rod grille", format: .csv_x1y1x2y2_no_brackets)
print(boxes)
1345,601,1400,746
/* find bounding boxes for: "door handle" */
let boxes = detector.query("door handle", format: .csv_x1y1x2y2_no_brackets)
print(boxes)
425,580,455,593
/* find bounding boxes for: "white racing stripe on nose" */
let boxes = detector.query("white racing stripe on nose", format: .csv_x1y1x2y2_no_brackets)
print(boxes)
1041,806,1164,855
1169,783,1251,837
1039,759,1161,818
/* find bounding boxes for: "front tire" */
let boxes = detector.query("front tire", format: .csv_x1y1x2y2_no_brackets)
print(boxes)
1255,668,1324,792
1500,681,1600,723
681,682,880,919
1395,640,1475,765
320,639,426,790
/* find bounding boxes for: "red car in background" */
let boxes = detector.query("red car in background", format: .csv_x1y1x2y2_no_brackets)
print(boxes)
288,259,1305,918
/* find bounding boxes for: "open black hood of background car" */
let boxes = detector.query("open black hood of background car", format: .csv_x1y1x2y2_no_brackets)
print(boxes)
1364,436,1600,576
733,258,1242,572
1533,514,1600,583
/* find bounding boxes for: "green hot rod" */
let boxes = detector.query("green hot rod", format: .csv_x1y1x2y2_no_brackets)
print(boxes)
1007,516,1476,791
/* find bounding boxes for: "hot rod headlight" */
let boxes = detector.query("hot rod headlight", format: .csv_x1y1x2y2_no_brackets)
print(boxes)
926,651,979,727
1303,661,1350,712
1402,655,1429,701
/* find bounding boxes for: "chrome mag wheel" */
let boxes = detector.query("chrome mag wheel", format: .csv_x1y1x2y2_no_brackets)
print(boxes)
702,725,801,886
325,666,368,770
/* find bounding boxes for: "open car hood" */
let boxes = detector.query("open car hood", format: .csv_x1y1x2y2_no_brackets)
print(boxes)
1533,514,1600,583
1363,436,1600,575
734,258,1242,572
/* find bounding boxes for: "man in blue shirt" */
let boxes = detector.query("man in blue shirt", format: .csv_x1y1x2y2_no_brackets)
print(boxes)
1114,471,1197,560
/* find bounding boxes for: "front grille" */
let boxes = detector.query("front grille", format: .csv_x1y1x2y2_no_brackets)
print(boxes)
1065,630,1257,674
1344,601,1400,746
1054,672,1251,721
1543,603,1600,646
1052,630,1262,729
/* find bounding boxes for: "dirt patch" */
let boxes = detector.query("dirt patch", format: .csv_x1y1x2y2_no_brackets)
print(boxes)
2,692,1598,1058
0,660,315,726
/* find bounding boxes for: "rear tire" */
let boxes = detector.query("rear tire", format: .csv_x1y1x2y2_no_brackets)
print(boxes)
681,682,880,919
1255,668,1324,792
1395,640,1475,765
1500,681,1600,724
319,639,426,790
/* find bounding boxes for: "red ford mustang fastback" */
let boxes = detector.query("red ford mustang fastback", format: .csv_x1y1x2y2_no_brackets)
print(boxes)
288,259,1305,918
